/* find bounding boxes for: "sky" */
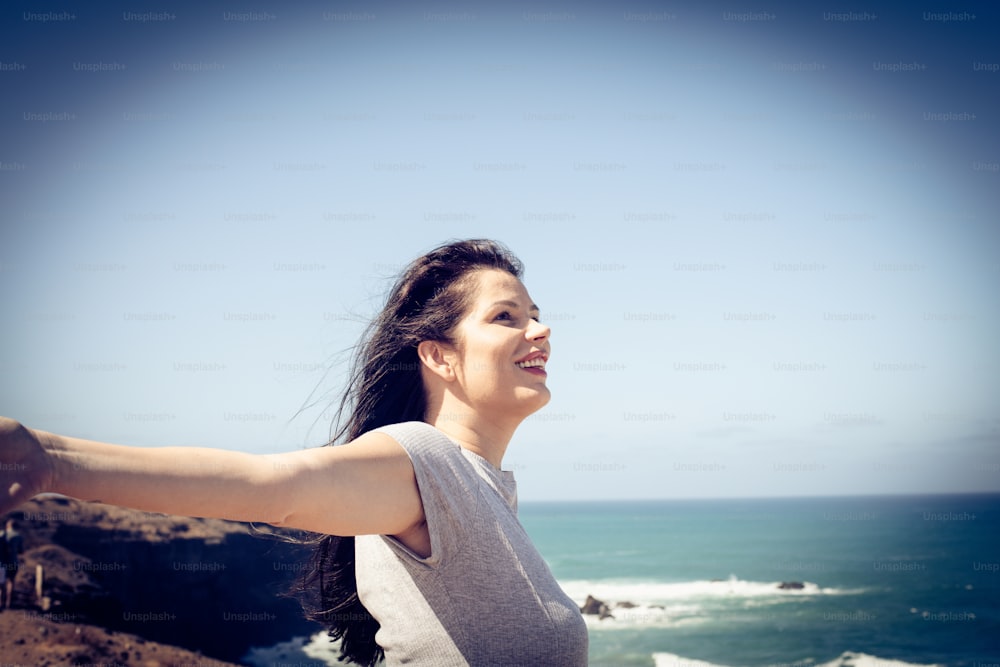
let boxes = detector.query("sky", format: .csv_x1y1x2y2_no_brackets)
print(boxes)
1,0,997,501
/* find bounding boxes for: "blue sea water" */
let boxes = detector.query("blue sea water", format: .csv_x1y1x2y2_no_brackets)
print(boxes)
523,494,1000,667
247,494,1000,667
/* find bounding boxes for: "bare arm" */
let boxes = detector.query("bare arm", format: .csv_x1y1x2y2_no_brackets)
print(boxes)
0,417,423,537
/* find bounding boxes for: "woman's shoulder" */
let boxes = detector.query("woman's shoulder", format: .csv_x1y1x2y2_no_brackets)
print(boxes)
378,419,438,433
375,420,448,441
372,421,462,460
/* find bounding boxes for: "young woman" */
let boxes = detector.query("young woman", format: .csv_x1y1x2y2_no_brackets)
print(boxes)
0,239,589,666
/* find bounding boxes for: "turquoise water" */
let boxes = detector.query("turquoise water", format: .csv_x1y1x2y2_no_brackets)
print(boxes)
519,495,1000,667
248,494,1000,666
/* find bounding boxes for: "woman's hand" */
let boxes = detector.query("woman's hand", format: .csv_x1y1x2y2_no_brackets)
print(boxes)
0,417,56,515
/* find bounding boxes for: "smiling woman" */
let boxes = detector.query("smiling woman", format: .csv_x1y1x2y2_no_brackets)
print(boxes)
0,239,587,667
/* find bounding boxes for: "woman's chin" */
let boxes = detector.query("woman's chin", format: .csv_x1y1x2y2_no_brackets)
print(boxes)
517,387,552,416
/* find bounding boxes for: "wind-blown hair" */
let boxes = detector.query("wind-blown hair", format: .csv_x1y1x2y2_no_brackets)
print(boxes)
300,239,524,666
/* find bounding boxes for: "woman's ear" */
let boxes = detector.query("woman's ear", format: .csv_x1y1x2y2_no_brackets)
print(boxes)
417,340,456,382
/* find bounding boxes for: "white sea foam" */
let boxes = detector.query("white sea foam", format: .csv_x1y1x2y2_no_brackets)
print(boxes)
562,574,855,605
654,652,730,667
243,632,341,667
652,651,942,667
814,652,943,667
250,635,943,667
567,575,866,630
579,603,695,629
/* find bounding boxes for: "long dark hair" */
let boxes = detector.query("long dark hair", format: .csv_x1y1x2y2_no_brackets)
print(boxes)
300,239,524,666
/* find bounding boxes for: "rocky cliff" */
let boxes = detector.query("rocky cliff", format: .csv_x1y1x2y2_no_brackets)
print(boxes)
2,496,323,664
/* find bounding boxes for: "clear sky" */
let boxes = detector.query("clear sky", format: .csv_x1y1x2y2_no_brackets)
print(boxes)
1,0,997,500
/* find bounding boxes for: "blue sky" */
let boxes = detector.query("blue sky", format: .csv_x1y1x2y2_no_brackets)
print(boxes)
1,0,997,500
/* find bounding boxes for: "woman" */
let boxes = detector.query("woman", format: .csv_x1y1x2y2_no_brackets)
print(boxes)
0,239,589,666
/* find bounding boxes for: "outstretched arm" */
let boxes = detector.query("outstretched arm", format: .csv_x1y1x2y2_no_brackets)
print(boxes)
0,417,422,537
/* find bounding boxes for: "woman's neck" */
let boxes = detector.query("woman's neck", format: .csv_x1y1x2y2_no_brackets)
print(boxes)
426,404,519,469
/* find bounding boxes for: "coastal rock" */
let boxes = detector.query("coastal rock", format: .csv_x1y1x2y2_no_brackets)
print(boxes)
4,496,321,664
778,581,805,590
0,610,239,667
580,594,615,620
580,594,603,614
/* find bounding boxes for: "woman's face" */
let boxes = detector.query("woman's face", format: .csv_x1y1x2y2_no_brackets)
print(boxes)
447,268,552,420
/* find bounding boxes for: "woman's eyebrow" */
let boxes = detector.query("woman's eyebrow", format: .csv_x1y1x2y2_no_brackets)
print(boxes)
490,299,540,315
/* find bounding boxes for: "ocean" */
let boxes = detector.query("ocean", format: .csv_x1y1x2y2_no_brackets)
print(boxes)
246,494,1000,667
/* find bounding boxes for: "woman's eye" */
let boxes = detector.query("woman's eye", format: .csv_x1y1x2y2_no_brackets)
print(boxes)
494,311,512,321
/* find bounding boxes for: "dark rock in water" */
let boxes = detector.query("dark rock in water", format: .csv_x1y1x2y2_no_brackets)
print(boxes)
580,594,603,615
778,581,805,590
580,594,614,620
615,601,637,609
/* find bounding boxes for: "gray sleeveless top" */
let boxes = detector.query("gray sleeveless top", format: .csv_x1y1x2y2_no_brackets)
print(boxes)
354,421,589,666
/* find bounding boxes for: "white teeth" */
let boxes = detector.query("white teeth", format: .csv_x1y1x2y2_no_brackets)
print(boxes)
516,358,546,369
